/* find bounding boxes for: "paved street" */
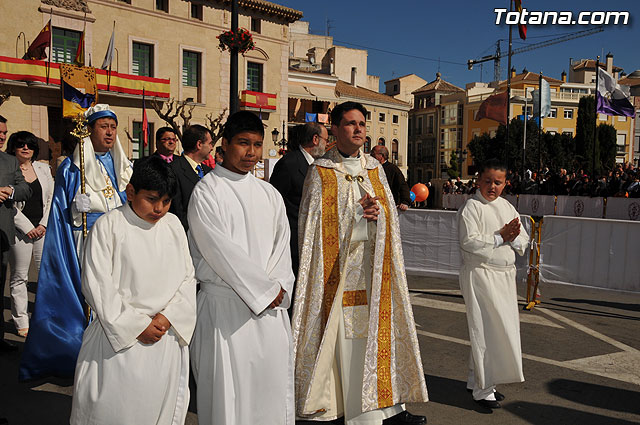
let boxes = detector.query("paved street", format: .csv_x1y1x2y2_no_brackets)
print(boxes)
2,275,640,424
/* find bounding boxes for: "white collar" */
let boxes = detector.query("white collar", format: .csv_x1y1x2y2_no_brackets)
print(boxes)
299,145,315,165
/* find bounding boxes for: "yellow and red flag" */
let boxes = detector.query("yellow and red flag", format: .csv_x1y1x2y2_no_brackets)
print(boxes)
24,20,51,60
74,31,85,67
514,0,527,40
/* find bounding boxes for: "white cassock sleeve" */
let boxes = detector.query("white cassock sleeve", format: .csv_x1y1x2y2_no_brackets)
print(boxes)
509,215,529,256
188,189,290,315
264,196,295,310
81,218,152,353
158,226,197,346
458,203,498,261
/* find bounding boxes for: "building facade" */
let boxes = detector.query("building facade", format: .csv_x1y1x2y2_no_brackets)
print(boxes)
0,0,301,165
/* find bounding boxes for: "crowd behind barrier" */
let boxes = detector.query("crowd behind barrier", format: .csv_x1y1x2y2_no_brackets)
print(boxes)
399,208,640,293
442,193,640,221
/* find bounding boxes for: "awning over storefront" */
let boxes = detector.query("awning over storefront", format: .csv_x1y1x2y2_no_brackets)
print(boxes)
288,84,337,102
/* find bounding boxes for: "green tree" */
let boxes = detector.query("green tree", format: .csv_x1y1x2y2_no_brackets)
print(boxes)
575,95,598,174
598,123,617,172
447,150,460,178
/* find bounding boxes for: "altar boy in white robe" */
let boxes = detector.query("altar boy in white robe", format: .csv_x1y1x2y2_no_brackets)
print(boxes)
188,110,295,425
70,156,197,425
457,158,529,410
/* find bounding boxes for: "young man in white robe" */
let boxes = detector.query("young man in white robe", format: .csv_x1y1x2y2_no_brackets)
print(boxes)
457,158,529,410
188,111,295,425
70,156,197,425
293,102,428,425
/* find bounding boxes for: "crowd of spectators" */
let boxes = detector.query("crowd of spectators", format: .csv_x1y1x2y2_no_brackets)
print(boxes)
442,163,640,198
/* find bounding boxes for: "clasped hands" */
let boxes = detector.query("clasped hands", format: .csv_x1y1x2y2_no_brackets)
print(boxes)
499,217,521,243
359,193,380,222
137,313,171,344
26,225,46,240
0,186,13,203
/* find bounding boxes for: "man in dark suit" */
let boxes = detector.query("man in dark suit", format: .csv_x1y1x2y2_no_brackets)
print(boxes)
270,122,328,281
371,145,411,211
152,126,178,163
170,124,213,231
0,114,32,352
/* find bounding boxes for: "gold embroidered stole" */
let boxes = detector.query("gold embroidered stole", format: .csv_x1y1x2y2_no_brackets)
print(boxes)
368,167,394,408
317,167,341,329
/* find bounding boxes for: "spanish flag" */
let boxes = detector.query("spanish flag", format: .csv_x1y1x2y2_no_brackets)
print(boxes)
514,0,527,40
24,20,51,60
74,31,85,67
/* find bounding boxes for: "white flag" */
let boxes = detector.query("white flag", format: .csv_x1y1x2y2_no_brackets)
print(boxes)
101,27,115,70
533,78,551,118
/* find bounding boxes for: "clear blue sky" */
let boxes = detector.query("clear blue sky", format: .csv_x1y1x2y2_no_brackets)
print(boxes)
276,0,639,90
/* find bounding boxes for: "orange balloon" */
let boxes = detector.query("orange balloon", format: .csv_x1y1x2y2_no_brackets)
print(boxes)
411,183,429,202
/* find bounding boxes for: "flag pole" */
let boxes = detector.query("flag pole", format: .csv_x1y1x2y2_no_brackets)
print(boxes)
107,21,115,91
46,10,52,84
538,71,542,173
592,56,600,178
506,0,513,168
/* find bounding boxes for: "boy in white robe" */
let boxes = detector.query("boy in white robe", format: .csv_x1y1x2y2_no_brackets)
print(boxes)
70,156,197,425
188,111,295,425
457,158,529,410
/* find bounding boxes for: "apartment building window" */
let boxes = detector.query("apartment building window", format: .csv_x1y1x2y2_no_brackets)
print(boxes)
599,113,607,121
52,27,81,64
132,42,153,77
549,108,557,118
563,108,574,119
441,108,445,125
183,51,200,87
366,111,372,121
427,115,434,134
156,0,169,12
458,104,464,125
191,4,203,20
392,114,399,124
132,121,154,159
246,62,263,92
364,137,371,153
417,116,423,134
251,17,261,34
379,113,386,122
617,134,627,154
417,143,423,160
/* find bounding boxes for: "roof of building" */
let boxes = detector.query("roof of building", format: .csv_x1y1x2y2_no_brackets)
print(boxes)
572,59,623,73
212,0,303,23
383,74,419,84
41,0,90,12
499,71,564,87
335,80,410,107
412,74,463,94
619,76,640,87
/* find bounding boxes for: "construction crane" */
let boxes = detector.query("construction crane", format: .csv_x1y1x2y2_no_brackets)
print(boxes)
467,26,604,82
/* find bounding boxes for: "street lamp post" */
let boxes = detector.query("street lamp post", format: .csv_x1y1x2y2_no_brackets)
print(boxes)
455,148,467,178
272,121,287,154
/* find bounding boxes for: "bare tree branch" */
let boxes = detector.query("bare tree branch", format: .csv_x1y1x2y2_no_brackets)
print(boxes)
0,86,11,107
150,97,183,140
206,108,228,146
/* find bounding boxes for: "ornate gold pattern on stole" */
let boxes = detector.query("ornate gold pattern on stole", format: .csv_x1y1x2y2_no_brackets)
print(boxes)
342,290,368,307
102,175,115,200
369,167,394,408
317,167,341,328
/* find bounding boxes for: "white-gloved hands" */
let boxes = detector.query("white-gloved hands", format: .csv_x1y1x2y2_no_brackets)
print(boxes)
73,193,91,213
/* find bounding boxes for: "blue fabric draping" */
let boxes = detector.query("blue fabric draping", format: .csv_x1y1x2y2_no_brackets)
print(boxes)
19,156,126,380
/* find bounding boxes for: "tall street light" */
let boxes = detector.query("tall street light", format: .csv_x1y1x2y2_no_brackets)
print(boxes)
511,93,531,180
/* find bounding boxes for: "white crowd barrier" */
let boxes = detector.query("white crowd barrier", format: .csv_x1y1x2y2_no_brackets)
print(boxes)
604,197,640,221
441,193,640,222
556,196,603,218
539,216,640,292
399,209,531,279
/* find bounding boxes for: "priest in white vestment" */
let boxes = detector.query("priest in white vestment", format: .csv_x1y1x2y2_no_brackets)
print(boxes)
70,156,197,425
188,111,295,425
457,159,529,410
293,102,428,425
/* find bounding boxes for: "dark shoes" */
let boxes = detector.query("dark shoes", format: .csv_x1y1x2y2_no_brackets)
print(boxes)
474,398,501,409
0,339,18,353
383,410,427,424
